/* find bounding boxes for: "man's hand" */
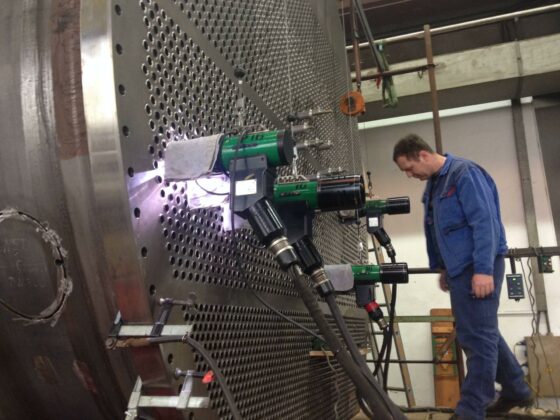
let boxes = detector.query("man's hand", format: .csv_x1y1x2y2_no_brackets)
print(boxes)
472,274,494,298
438,271,449,292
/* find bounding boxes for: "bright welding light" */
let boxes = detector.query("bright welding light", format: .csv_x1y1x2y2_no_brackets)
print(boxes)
185,174,230,209
184,174,247,232
220,202,249,232
128,164,166,190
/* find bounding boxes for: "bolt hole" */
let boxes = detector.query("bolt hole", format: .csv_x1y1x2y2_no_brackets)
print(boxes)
149,284,156,295
127,167,134,177
141,247,148,257
114,4,122,15
118,84,126,95
122,126,130,137
115,44,123,55
133,208,141,218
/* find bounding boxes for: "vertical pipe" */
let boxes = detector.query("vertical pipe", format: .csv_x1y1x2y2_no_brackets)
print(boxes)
511,99,550,333
423,25,443,154
350,1,362,91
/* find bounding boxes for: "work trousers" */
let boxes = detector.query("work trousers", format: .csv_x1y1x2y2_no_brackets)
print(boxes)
448,256,530,419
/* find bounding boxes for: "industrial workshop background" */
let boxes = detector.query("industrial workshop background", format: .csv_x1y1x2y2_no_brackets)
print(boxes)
1,0,560,419
0,1,368,419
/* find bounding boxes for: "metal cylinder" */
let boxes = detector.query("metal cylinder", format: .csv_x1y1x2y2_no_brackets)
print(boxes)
292,236,324,275
385,197,411,215
317,175,366,212
219,130,295,171
245,198,286,246
0,1,134,418
380,263,409,284
0,1,367,419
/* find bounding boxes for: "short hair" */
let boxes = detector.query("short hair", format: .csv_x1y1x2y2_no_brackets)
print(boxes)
393,134,434,162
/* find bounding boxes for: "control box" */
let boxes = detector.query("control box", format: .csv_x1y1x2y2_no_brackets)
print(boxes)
506,274,525,301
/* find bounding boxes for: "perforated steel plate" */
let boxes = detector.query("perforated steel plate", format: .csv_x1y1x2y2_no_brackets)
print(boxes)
109,0,368,418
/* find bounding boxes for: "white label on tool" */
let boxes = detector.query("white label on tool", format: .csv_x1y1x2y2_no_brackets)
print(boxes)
235,180,257,196
368,217,379,228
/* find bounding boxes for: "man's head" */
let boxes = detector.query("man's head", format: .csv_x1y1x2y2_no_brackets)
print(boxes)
393,134,444,181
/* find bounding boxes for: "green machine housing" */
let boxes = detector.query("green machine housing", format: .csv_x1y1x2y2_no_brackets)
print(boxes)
273,175,366,212
352,263,409,285
217,130,294,171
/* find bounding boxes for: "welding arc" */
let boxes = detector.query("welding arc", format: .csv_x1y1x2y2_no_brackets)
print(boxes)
289,265,405,420
147,335,242,420
325,293,404,420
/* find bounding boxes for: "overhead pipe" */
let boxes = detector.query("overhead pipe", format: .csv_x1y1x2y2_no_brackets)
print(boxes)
346,3,560,49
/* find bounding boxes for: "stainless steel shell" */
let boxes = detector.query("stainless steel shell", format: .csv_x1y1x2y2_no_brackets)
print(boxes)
0,0,367,419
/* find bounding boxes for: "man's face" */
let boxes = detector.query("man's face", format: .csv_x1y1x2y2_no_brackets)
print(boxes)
395,152,433,181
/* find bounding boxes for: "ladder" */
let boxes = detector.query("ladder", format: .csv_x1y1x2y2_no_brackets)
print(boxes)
368,239,416,407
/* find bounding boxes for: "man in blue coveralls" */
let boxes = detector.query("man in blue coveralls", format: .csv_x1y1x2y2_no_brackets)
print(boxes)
393,134,532,419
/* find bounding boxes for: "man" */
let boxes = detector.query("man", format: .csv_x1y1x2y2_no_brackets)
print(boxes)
393,134,532,420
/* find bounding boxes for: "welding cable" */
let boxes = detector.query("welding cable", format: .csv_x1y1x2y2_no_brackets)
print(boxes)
183,335,242,420
325,293,403,420
194,179,229,196
289,264,405,420
358,397,375,419
139,335,242,420
233,251,325,342
382,284,398,390
228,130,326,344
372,289,396,382
373,329,390,377
325,294,378,383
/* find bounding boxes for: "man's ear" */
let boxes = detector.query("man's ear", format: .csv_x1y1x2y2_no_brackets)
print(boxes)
417,150,430,161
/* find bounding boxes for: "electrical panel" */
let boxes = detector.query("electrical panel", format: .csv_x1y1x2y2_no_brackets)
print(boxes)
506,274,525,301
538,255,554,273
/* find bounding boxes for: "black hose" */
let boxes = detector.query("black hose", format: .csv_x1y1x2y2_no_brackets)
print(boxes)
358,397,375,419
382,284,397,390
183,335,243,420
289,265,404,420
229,131,325,343
325,294,404,420
373,329,390,377
140,335,242,420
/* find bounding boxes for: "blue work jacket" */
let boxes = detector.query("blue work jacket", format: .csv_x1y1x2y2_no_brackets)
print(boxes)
422,154,508,278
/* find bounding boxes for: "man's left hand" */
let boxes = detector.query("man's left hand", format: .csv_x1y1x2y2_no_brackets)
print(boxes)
471,274,494,298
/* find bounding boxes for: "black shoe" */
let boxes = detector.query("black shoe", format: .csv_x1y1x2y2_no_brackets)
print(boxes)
486,396,534,414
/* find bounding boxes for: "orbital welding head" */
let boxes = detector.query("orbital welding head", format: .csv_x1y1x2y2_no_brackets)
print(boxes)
273,174,365,212
164,129,294,182
217,130,295,172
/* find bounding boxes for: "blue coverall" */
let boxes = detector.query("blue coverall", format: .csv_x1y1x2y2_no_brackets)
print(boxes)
423,154,530,419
